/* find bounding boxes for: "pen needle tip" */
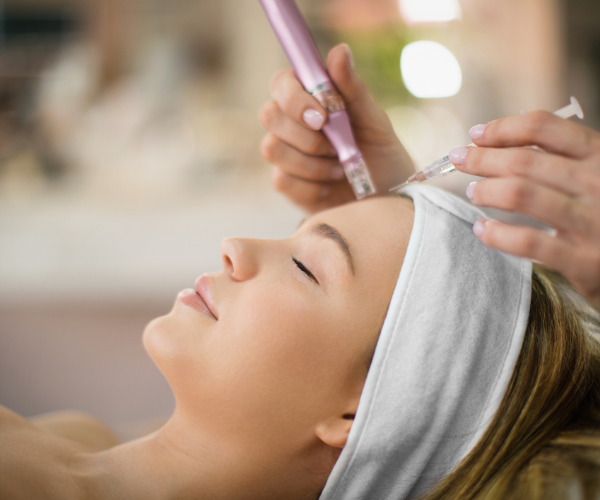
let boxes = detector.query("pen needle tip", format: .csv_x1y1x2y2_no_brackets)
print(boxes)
389,181,409,192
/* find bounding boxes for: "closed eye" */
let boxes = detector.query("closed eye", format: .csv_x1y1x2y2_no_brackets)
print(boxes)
292,257,319,284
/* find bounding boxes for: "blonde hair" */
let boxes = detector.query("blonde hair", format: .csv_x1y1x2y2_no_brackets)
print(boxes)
421,266,600,499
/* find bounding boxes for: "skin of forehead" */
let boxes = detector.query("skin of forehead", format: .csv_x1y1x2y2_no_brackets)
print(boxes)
302,196,415,273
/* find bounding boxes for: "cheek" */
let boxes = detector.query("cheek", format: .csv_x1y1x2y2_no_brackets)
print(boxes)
209,285,353,414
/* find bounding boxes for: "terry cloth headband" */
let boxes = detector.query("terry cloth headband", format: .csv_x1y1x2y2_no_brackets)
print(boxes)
320,185,532,500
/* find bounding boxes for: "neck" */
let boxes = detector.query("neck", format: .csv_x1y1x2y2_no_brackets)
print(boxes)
81,414,230,500
78,411,323,500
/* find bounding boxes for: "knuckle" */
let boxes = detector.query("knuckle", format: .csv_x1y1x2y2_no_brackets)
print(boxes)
260,134,279,163
518,231,540,255
302,161,323,181
508,149,537,175
505,181,533,210
269,72,282,95
259,101,279,129
269,69,292,96
279,92,296,117
482,120,499,141
278,71,300,113
271,168,288,194
523,111,553,142
481,222,499,247
482,118,505,143
466,147,485,173
272,175,286,193
306,133,325,156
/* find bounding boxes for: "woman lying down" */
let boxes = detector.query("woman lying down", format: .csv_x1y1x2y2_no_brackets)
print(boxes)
2,185,600,500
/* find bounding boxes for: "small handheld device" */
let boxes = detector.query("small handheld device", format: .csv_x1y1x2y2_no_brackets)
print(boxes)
391,97,585,190
259,0,376,199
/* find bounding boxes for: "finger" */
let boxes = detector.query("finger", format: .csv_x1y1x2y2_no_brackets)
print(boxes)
474,219,577,271
261,134,345,182
475,220,600,304
270,69,328,131
470,111,597,159
272,167,325,205
271,167,353,213
259,100,337,158
326,44,396,146
458,146,590,197
469,177,590,234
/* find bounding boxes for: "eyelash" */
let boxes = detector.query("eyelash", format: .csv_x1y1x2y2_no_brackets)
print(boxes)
292,257,319,284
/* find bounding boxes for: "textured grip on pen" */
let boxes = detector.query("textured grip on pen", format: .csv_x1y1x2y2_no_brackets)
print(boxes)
343,157,376,199
312,88,346,114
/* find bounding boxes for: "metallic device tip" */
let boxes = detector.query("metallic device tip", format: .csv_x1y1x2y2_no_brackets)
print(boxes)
389,181,409,193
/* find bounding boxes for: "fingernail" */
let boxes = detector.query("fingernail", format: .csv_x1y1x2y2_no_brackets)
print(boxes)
320,185,331,199
473,219,487,238
469,124,487,140
303,109,325,130
449,147,470,165
331,165,345,180
466,181,477,200
343,44,354,71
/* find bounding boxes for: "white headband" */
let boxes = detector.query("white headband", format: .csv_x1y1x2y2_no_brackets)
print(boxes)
320,185,532,499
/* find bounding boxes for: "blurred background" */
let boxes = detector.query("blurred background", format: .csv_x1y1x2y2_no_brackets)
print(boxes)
0,0,598,436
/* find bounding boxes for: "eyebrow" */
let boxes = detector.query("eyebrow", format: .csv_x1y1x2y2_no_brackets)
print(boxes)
312,223,355,276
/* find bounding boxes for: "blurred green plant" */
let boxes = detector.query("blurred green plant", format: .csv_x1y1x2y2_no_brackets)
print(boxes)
339,28,414,108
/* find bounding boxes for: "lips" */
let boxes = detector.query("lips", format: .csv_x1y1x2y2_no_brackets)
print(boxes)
178,275,218,320
195,275,219,320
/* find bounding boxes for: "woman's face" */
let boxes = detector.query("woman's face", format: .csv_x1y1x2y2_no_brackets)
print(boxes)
144,196,414,457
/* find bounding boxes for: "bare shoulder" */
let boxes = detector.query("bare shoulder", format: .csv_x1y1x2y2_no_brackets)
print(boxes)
0,405,85,499
0,405,29,428
31,410,121,451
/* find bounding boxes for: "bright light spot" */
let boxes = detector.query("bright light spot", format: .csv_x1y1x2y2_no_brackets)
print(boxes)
400,41,462,98
398,0,462,24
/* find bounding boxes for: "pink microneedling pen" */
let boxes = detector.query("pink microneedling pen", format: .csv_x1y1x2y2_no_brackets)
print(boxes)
259,0,376,199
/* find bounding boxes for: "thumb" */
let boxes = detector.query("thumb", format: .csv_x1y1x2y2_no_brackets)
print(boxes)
326,44,382,130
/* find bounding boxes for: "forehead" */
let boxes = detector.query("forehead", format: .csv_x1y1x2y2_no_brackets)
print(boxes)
305,196,415,279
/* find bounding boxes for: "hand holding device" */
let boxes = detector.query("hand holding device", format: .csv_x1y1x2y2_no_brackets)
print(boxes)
260,44,415,213
259,0,377,200
453,111,600,311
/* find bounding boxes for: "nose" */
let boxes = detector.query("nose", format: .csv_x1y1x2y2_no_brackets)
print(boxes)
220,238,260,281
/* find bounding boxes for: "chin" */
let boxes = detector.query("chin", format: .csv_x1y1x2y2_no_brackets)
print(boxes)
143,308,205,387
143,314,173,367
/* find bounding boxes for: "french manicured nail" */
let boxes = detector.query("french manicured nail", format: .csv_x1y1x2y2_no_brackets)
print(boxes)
473,219,487,238
466,181,478,200
331,165,345,180
469,124,487,140
344,44,354,71
303,109,325,130
449,147,470,166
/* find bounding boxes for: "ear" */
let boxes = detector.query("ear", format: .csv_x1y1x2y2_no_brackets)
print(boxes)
315,412,356,449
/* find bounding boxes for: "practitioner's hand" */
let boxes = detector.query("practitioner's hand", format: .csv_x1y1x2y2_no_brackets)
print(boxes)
451,112,600,311
259,44,414,213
